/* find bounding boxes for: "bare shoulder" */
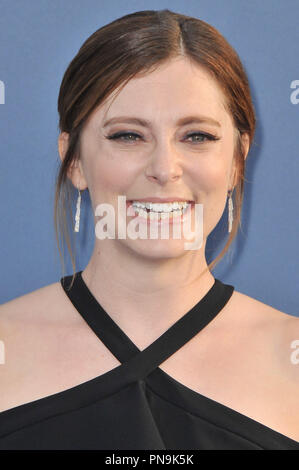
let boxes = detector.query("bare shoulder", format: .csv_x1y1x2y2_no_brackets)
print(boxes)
231,288,299,379
0,279,81,328
223,289,299,441
230,288,298,322
0,279,84,380
0,278,117,412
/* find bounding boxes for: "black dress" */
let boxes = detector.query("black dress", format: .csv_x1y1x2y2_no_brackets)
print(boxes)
0,271,298,450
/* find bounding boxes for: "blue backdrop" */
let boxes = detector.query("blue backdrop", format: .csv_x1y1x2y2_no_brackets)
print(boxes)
0,0,298,317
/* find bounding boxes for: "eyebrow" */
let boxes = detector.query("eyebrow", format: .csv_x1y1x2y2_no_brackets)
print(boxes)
102,115,221,129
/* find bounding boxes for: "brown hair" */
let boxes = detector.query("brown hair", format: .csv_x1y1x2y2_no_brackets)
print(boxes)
54,9,256,288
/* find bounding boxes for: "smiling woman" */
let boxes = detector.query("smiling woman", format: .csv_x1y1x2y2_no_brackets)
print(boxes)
55,10,254,286
0,8,298,450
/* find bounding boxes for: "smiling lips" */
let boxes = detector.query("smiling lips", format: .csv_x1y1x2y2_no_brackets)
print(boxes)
125,198,194,226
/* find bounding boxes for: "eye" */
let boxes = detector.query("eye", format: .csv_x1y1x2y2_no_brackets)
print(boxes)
105,132,142,143
184,132,220,144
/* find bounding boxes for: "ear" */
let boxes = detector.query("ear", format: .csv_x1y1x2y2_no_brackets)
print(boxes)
230,132,250,189
241,132,250,162
58,132,88,190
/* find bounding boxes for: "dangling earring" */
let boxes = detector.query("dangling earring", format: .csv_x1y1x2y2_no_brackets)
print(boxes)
228,189,234,233
74,184,81,233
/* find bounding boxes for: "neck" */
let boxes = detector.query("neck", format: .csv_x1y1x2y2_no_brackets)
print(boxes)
81,239,215,349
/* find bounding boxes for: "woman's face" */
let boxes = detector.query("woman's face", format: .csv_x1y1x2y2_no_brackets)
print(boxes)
61,57,248,259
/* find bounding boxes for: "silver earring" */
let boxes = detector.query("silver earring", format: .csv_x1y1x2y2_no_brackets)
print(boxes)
74,186,81,233
228,189,233,233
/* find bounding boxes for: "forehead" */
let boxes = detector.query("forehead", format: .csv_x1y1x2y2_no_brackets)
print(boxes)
95,58,232,128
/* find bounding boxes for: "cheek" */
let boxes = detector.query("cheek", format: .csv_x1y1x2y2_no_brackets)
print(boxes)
192,160,228,192
192,136,234,193
190,154,231,232
79,128,136,193
86,152,140,194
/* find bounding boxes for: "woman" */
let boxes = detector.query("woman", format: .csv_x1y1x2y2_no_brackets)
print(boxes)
0,9,298,450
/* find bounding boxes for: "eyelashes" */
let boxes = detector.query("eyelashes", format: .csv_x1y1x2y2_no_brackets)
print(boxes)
104,131,220,145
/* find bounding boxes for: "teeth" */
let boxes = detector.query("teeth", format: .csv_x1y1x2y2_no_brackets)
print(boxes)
138,209,148,219
149,211,158,220
131,201,190,212
133,207,184,219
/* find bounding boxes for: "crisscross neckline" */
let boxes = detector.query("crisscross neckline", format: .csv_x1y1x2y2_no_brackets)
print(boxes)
1,273,298,449
60,271,234,380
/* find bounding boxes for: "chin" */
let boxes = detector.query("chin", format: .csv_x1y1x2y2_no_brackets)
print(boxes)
124,238,191,259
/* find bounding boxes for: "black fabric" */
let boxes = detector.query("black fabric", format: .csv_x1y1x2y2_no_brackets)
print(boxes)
0,271,298,450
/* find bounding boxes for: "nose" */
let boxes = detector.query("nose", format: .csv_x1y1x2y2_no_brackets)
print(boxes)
145,137,183,185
